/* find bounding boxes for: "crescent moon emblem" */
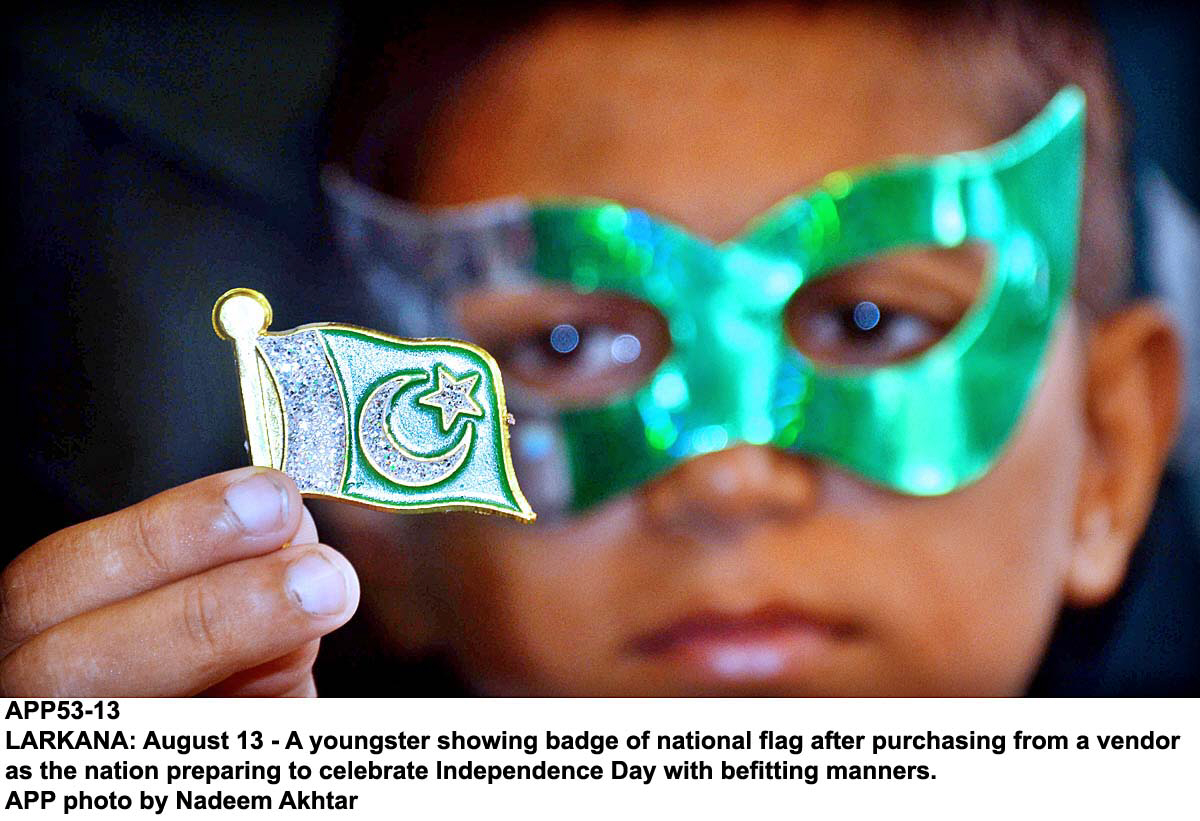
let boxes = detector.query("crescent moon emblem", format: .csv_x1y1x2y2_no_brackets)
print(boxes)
359,373,473,488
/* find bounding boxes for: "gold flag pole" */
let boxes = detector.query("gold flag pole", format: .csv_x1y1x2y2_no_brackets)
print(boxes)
212,288,275,467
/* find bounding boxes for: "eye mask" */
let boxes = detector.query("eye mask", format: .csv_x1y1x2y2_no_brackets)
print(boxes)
324,86,1085,515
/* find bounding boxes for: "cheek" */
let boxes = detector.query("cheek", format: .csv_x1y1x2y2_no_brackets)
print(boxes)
435,501,651,695
871,316,1088,693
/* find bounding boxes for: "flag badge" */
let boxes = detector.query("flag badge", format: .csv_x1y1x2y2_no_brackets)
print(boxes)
213,288,535,522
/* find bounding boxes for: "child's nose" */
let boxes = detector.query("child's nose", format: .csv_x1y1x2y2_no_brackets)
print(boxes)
637,444,818,535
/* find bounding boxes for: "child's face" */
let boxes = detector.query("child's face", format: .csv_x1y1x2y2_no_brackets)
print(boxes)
323,6,1159,695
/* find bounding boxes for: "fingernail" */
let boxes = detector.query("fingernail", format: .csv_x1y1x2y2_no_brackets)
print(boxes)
285,552,347,615
225,473,288,534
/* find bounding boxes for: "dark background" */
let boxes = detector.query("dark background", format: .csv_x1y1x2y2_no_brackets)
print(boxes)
4,2,1198,695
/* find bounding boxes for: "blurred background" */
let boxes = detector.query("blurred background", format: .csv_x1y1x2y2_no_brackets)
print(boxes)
4,2,1197,694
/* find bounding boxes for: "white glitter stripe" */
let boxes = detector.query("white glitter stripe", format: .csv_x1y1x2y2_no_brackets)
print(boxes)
257,331,348,493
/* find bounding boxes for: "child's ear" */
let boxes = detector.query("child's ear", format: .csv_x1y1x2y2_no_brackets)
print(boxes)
1067,300,1182,606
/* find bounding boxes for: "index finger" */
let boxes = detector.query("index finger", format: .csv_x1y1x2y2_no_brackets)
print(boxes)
0,467,304,657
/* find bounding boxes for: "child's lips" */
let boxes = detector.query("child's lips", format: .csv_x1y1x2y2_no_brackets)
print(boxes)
627,605,858,683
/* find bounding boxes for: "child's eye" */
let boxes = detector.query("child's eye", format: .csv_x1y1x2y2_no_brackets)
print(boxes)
508,322,641,385
453,287,670,406
797,300,944,365
784,243,989,367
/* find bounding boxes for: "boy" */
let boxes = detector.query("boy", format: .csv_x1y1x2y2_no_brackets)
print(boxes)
0,1,1187,695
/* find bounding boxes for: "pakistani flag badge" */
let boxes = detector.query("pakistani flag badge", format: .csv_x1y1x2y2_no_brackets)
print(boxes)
213,288,535,522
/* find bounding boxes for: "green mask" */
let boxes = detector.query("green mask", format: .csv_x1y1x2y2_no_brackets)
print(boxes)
325,86,1085,515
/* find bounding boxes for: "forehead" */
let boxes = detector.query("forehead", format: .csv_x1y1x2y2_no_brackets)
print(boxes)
413,5,1019,242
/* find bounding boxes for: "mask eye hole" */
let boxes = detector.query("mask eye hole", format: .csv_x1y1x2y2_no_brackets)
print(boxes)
454,286,670,407
783,242,991,368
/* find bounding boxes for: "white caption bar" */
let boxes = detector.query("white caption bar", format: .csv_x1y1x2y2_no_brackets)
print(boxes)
1,698,1194,820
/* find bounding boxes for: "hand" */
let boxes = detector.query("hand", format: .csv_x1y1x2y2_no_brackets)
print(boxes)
0,468,359,696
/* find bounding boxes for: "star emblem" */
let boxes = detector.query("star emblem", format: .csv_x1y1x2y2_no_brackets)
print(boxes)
416,366,485,431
